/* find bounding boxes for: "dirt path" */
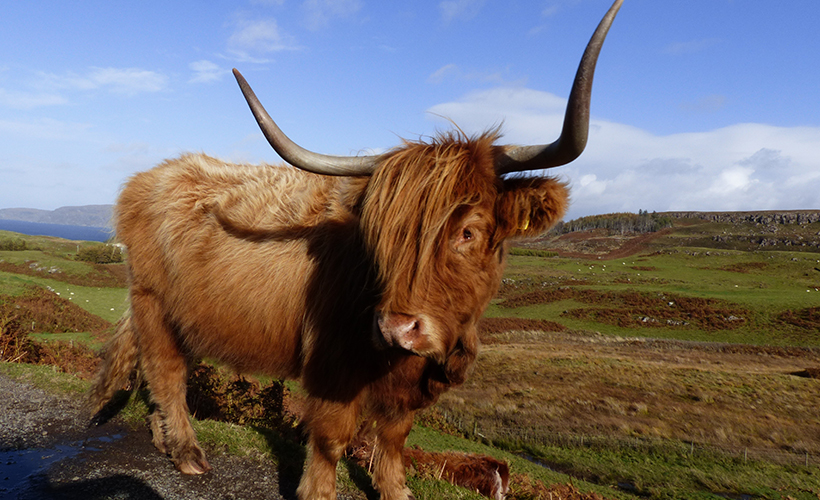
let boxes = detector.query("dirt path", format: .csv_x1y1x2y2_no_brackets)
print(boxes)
0,374,365,500
552,229,673,260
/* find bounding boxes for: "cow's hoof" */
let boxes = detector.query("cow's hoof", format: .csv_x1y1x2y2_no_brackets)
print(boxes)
173,445,211,475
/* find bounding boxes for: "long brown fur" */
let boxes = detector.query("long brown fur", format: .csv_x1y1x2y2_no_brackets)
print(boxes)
89,132,568,500
349,426,510,500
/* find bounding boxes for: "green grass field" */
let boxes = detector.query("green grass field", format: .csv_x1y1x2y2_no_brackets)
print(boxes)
492,248,820,346
2,214,819,499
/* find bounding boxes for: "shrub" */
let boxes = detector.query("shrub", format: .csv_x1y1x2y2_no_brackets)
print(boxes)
186,363,294,433
0,237,27,251
76,244,124,264
509,248,558,258
0,303,100,378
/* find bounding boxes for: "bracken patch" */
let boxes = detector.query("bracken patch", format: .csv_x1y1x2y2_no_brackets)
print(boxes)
186,363,299,438
478,317,566,340
778,306,820,330
508,474,611,500
0,287,110,378
0,260,127,288
720,261,769,273
500,288,750,332
4,286,112,335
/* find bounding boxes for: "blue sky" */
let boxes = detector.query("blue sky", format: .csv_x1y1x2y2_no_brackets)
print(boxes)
1,0,818,220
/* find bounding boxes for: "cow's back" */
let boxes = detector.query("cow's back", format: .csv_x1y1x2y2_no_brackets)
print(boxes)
116,153,359,377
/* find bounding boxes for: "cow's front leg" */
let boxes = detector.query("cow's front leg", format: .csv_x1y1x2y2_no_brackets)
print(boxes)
297,398,360,500
131,289,210,475
372,412,416,500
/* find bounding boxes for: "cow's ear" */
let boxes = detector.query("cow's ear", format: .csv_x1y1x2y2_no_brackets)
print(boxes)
495,176,569,242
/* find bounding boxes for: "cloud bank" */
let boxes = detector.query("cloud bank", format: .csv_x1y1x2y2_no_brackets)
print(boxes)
41,68,168,96
428,88,820,219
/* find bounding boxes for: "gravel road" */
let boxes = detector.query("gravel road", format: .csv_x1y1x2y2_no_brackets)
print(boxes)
0,374,367,500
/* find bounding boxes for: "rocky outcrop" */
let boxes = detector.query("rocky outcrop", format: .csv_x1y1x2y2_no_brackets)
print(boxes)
664,211,820,225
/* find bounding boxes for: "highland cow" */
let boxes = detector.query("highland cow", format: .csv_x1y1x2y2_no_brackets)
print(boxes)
88,2,622,499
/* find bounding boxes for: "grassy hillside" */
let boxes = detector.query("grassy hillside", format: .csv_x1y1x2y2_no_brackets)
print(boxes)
2,213,820,499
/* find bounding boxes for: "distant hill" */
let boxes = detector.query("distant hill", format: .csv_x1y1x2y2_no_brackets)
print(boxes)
520,209,820,258
0,205,113,228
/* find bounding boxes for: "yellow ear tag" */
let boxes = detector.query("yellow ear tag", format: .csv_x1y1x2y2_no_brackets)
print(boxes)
521,215,530,231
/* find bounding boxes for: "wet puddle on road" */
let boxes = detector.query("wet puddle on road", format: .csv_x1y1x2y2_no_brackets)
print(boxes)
0,434,124,496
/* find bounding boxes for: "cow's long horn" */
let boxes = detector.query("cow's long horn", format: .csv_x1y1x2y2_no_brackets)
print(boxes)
233,69,380,176
496,0,623,175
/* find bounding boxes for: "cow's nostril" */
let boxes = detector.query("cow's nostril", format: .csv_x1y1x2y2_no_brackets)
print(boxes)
377,312,423,350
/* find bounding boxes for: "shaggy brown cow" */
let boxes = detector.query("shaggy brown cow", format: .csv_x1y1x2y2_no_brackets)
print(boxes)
88,2,622,499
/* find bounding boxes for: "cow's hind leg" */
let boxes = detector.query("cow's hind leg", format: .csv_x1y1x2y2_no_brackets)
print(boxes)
131,289,210,475
297,398,360,500
371,412,416,500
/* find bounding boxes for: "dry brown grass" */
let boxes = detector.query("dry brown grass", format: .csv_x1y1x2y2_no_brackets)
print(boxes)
437,330,820,461
499,288,751,332
720,262,769,274
5,286,112,336
778,306,820,331
0,260,127,288
479,318,566,339
185,363,298,436
508,475,611,500
0,287,110,378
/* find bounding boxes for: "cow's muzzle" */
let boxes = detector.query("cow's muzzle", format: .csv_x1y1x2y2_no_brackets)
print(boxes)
375,312,426,352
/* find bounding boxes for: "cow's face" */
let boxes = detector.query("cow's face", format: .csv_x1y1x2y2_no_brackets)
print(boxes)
361,131,568,374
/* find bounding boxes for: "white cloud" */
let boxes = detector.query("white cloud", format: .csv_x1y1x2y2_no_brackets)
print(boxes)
0,88,67,109
428,87,820,218
227,17,300,60
539,0,582,18
0,117,94,142
439,0,486,24
302,0,363,31
426,64,512,85
41,67,168,96
90,68,167,94
428,64,459,84
541,5,559,17
189,60,224,83
708,166,756,195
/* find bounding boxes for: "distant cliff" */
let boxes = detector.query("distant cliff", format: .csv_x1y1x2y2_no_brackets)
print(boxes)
0,205,114,228
663,210,820,225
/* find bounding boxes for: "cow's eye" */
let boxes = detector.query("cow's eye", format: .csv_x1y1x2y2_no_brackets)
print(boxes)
462,228,473,241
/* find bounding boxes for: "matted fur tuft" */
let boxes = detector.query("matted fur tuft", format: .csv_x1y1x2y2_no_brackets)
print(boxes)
87,312,139,421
